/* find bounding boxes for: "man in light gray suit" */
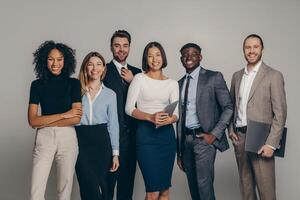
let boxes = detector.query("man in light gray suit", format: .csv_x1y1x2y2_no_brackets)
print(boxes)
176,43,233,200
229,34,287,200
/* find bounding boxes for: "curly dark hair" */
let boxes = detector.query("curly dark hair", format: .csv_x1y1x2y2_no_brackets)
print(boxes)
33,40,76,80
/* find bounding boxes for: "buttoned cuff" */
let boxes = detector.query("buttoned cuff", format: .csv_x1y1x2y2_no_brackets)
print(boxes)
266,144,276,150
113,150,119,156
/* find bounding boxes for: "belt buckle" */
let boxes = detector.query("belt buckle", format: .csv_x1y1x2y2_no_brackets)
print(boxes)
193,128,204,139
194,133,204,139
237,126,247,133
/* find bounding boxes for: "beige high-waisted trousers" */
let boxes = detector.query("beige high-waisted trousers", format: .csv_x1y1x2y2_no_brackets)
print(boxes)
30,126,78,200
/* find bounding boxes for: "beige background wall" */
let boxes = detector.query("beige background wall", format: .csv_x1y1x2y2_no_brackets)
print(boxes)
0,0,299,199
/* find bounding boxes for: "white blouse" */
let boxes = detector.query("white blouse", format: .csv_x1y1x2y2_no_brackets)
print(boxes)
125,73,179,117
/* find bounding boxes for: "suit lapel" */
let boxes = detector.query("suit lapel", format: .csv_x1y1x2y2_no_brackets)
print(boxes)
235,70,244,108
195,68,209,125
247,63,269,102
108,61,125,87
127,65,135,74
196,67,207,101
178,77,185,110
178,77,184,92
178,77,184,126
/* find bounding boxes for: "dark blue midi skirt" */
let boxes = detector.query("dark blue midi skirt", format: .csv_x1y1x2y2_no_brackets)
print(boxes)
136,121,176,192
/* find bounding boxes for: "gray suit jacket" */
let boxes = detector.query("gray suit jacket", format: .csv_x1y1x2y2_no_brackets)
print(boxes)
177,67,233,157
229,62,287,148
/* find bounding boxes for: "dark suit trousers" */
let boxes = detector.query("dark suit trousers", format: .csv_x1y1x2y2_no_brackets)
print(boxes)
233,132,276,200
107,131,136,200
182,135,216,200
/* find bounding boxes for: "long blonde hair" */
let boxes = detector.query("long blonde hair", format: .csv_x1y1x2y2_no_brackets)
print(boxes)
78,52,107,95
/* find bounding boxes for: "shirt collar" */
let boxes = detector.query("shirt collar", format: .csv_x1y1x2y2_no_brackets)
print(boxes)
186,65,201,79
244,60,262,75
113,59,128,71
85,83,105,93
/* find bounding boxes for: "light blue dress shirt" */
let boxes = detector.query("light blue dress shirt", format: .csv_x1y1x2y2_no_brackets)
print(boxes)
181,66,201,129
79,84,119,155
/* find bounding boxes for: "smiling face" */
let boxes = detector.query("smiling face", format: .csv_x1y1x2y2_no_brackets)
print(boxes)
111,37,130,64
86,56,105,81
147,47,163,72
243,37,263,67
47,49,64,76
180,47,202,73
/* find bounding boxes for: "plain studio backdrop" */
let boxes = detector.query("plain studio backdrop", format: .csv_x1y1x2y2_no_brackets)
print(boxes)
0,0,299,199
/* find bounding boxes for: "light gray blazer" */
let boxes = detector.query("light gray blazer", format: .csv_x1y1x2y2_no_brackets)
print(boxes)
177,67,233,157
229,62,287,148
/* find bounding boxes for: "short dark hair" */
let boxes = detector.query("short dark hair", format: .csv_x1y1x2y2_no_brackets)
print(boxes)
110,30,131,46
180,43,202,54
142,41,167,72
33,40,76,80
243,34,264,49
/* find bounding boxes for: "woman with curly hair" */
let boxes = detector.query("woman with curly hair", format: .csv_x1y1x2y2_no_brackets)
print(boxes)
76,52,119,200
28,41,82,200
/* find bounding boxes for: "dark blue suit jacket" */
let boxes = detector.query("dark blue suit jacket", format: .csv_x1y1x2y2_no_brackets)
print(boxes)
103,61,141,147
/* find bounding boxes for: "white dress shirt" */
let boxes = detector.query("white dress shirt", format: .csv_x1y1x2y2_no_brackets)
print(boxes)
236,60,275,150
236,60,262,127
113,59,128,76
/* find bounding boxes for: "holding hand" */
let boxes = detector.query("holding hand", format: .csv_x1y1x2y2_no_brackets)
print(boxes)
258,145,274,158
150,112,168,124
121,67,134,83
110,155,120,172
149,112,176,127
177,157,185,172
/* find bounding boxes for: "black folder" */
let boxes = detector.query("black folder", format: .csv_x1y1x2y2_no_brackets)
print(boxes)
274,127,287,157
245,120,287,157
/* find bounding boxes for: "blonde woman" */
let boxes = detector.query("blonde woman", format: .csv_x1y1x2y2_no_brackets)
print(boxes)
76,52,119,200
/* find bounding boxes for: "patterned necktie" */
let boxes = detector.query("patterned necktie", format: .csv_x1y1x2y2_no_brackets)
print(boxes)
121,67,128,87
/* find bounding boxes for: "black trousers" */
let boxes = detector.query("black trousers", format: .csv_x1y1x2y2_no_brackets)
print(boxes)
75,124,112,200
107,129,136,200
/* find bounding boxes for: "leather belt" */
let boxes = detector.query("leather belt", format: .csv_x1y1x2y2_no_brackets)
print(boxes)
236,126,247,134
185,127,205,138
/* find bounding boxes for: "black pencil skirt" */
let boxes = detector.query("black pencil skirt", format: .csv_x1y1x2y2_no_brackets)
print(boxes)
75,124,112,200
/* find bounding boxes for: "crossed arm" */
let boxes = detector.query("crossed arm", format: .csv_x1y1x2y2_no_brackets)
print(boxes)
27,102,82,129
